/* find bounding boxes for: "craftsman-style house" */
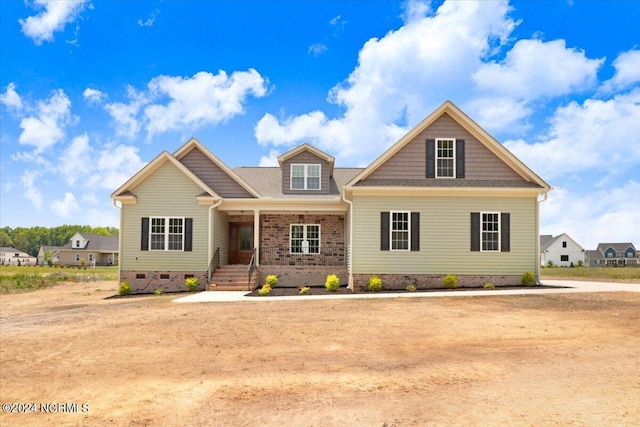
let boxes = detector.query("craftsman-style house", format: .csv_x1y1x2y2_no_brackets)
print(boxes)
111,101,551,293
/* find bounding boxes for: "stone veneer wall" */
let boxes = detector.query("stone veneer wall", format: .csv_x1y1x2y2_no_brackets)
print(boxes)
257,266,348,288
120,270,208,294
259,214,345,266
352,274,530,291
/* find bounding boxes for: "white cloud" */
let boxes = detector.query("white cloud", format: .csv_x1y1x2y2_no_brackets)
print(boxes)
88,144,145,190
255,0,517,162
21,170,43,209
504,88,640,182
258,149,280,167
138,8,159,27
0,83,23,112
309,44,327,56
144,69,268,137
18,89,74,153
83,88,107,104
59,133,92,185
19,0,88,45
51,192,80,218
104,86,146,139
541,182,640,250
600,49,640,93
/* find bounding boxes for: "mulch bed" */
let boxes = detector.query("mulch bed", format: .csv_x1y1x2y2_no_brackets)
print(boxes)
246,284,566,297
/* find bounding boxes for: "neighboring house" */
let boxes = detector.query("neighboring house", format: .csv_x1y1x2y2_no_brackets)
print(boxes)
0,247,37,266
111,101,551,293
57,233,119,267
37,246,60,265
540,233,585,267
585,243,638,267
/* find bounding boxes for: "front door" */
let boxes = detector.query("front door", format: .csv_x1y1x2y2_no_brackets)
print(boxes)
229,223,254,264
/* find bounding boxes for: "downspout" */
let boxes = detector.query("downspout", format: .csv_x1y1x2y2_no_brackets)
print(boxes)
208,199,223,291
341,188,354,290
537,192,550,284
112,200,123,285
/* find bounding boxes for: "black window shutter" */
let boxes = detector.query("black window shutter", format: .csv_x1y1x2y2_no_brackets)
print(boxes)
426,139,435,178
141,217,149,251
411,212,420,251
184,218,193,252
470,212,480,251
456,139,465,178
501,213,510,252
380,212,390,251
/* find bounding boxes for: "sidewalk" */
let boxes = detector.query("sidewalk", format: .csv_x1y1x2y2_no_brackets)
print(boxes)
173,279,639,303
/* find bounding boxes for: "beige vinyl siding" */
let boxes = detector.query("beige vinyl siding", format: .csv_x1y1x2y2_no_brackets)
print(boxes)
352,195,537,275
365,113,524,182
179,147,254,198
120,162,209,271
212,209,229,265
282,151,331,195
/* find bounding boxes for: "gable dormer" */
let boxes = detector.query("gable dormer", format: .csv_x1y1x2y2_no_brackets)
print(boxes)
71,233,87,249
278,144,335,195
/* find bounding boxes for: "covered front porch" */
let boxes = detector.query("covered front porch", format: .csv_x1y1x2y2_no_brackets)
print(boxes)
208,209,349,290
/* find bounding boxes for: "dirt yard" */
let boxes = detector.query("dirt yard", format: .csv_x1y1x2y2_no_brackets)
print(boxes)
1,281,639,426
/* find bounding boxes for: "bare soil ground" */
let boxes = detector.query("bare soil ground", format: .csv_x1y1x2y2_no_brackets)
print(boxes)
1,281,639,427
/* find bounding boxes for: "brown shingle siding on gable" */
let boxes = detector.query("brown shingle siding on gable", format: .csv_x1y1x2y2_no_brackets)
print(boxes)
179,147,255,198
281,150,331,195
363,113,524,183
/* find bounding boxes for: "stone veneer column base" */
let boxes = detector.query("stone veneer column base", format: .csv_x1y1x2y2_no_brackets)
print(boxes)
352,274,528,292
120,270,208,294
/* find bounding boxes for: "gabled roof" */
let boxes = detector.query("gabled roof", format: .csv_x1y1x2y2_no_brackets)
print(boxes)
540,235,553,248
540,233,584,252
111,150,219,202
60,234,118,252
596,243,637,253
347,100,551,191
173,138,261,198
277,143,335,176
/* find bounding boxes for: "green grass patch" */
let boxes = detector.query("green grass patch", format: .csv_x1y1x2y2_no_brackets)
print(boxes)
0,265,119,293
541,266,640,281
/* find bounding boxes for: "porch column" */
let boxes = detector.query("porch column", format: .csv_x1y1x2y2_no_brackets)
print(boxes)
254,209,260,266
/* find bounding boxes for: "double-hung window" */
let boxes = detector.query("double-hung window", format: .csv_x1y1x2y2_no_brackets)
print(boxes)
481,212,500,251
436,138,455,178
150,217,184,251
391,211,410,251
290,224,320,254
291,164,321,190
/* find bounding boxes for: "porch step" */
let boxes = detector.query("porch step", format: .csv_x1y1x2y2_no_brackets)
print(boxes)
209,265,258,291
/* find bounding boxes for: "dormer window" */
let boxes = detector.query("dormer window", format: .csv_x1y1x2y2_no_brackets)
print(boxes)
291,164,321,190
75,240,81,248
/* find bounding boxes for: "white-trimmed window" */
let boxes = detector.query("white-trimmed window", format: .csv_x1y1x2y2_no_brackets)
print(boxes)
436,138,455,178
290,224,320,254
290,164,321,190
88,254,94,262
75,254,81,262
481,212,500,252
150,217,184,251
391,211,410,251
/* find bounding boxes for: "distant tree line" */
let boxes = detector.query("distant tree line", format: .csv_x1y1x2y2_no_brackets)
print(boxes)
0,225,119,256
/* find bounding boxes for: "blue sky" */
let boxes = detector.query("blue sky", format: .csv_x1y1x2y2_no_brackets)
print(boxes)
1,0,638,249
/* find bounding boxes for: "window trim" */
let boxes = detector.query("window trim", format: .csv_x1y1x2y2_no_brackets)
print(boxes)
390,211,411,251
480,211,501,252
435,138,456,179
290,163,321,190
289,224,321,255
560,255,569,262
149,216,185,251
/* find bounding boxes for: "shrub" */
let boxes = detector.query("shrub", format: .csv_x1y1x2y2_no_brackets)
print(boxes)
443,274,458,289
483,282,495,290
521,271,536,286
367,276,383,292
185,277,199,291
258,284,271,296
325,274,340,292
299,286,310,295
405,284,416,292
547,261,554,268
577,260,584,267
155,288,164,295
265,275,278,287
570,262,575,268
119,281,131,296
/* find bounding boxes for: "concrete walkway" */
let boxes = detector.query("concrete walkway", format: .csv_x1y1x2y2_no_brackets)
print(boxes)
173,279,639,303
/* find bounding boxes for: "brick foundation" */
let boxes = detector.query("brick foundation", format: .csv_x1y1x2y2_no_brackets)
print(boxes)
120,270,208,294
352,274,531,291
257,266,348,288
